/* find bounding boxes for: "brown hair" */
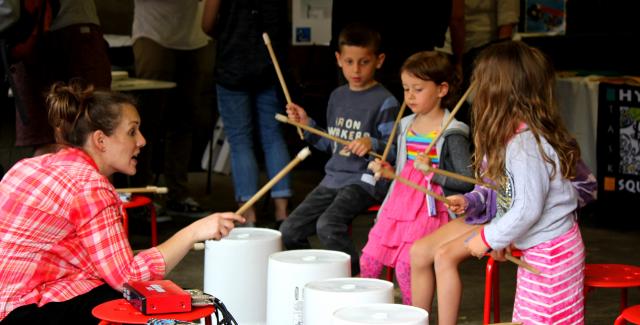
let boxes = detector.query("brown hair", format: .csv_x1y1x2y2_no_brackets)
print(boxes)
46,80,137,147
338,23,382,54
470,41,579,186
401,51,460,109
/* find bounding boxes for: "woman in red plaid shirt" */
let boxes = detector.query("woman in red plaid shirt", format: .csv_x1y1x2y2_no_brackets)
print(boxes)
0,81,245,324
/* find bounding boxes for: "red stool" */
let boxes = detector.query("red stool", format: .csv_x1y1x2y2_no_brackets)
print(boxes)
92,298,213,324
615,304,640,325
584,264,640,314
482,249,523,324
122,195,158,247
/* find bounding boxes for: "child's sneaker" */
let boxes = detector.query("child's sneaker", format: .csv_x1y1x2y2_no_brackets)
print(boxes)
166,197,210,219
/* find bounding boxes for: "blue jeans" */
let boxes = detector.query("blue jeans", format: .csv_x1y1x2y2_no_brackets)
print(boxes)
216,84,292,202
279,184,378,275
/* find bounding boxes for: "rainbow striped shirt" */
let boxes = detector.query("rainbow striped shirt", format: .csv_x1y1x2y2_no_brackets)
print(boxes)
406,129,439,164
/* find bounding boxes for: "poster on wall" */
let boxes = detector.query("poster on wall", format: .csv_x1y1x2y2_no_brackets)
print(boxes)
292,0,332,45
597,82,640,212
524,0,566,35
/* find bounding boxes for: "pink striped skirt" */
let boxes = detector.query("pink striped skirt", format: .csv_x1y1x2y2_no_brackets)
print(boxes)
512,223,585,325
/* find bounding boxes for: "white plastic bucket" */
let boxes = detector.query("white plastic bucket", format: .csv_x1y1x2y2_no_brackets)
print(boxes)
304,277,394,325
266,249,351,325
204,227,282,325
332,303,429,325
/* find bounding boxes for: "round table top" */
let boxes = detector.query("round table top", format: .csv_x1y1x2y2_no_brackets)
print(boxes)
621,304,640,323
92,298,214,324
122,195,153,209
585,264,640,288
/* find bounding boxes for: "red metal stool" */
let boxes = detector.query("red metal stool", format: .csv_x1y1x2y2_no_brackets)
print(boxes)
482,249,523,324
615,304,640,325
584,264,640,314
122,195,158,247
92,298,214,324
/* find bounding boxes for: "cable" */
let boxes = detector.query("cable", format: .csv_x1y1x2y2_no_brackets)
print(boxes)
212,297,238,325
186,289,237,325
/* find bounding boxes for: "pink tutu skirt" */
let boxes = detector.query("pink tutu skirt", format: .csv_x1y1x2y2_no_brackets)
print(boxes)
362,160,450,266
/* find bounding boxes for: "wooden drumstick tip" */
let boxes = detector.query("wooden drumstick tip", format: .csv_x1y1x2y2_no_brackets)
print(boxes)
275,113,288,123
368,161,384,181
147,186,168,194
413,160,428,172
193,242,205,251
296,147,312,160
367,161,381,173
262,32,271,45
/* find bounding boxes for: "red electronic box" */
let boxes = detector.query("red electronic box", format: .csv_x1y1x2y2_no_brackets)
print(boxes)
123,280,192,315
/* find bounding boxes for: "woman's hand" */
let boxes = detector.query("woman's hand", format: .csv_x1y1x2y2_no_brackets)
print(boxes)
286,103,310,126
347,137,372,157
193,212,246,242
445,194,468,215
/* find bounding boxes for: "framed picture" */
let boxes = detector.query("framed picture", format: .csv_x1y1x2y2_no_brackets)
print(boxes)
524,0,566,35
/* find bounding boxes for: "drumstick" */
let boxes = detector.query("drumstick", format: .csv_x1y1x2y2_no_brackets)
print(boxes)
275,113,383,159
381,101,406,162
193,147,312,250
422,81,475,155
416,165,496,190
413,82,490,188
505,252,541,275
370,162,450,205
116,186,168,194
263,32,304,140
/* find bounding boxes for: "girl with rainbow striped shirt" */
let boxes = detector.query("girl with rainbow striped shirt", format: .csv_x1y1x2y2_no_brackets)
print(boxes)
361,51,474,305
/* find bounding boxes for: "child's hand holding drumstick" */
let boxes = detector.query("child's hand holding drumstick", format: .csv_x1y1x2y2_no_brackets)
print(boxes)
285,102,310,126
347,137,372,157
368,158,393,181
445,194,468,215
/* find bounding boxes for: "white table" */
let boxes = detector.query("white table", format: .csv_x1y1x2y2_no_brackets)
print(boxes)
111,76,176,92
555,74,640,178
555,75,601,176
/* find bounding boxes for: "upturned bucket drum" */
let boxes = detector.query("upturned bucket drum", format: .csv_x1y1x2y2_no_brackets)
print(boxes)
204,227,282,325
304,277,394,325
332,303,429,325
266,249,350,325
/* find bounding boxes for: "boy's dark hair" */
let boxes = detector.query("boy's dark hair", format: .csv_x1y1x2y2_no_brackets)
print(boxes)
337,23,381,54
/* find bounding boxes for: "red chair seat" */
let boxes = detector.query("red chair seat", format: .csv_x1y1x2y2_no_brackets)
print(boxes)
615,304,640,325
584,264,640,313
122,195,158,247
92,298,213,324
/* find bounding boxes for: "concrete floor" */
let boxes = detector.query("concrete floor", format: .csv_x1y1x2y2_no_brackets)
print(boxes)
122,168,640,325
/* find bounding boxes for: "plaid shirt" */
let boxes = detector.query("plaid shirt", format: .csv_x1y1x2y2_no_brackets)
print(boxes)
0,148,165,320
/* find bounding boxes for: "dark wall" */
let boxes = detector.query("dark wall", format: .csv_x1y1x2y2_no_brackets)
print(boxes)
522,0,640,74
95,0,133,35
